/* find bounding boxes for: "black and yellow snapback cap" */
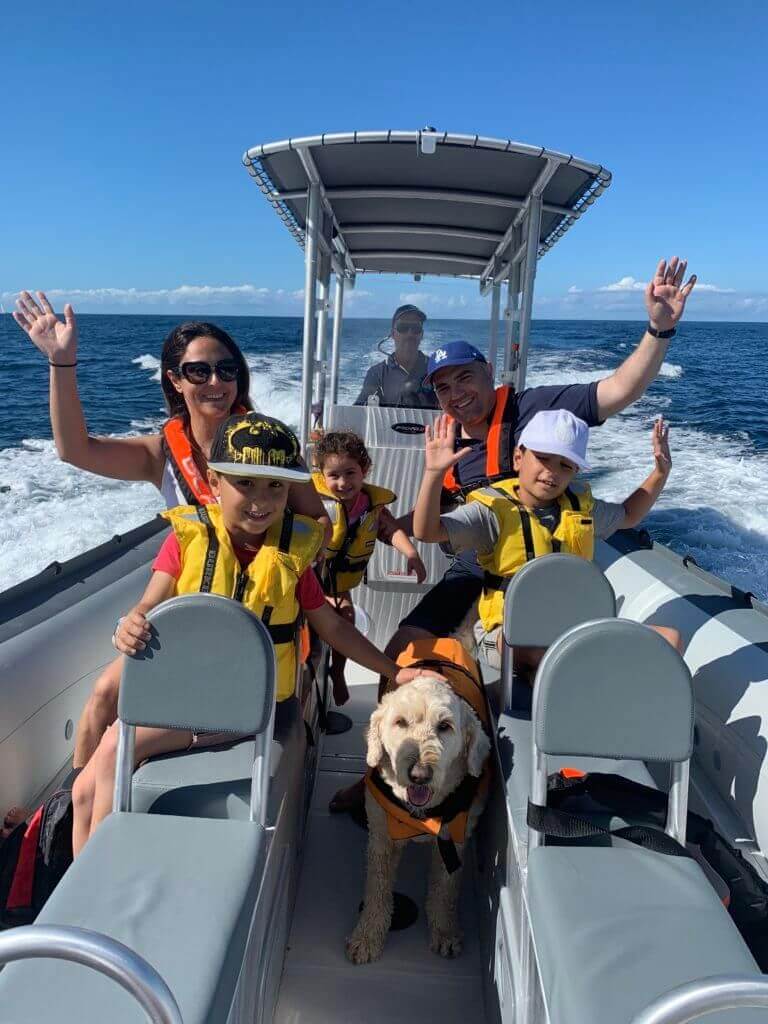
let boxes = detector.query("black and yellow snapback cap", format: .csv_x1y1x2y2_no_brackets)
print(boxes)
208,413,310,482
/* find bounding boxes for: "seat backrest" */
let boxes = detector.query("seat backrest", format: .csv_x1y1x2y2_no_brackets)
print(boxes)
119,594,276,735
532,618,694,762
503,553,616,648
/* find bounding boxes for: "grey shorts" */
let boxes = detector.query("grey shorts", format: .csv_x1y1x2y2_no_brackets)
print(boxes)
473,620,502,670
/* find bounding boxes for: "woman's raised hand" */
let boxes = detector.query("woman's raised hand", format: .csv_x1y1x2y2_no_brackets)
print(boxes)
424,414,472,474
644,258,697,333
13,291,78,364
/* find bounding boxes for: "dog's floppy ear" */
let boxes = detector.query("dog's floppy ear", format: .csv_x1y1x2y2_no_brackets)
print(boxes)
366,702,388,768
464,707,491,777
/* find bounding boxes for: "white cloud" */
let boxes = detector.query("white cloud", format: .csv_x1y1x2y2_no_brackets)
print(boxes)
2,284,299,309
598,276,646,293
567,285,582,294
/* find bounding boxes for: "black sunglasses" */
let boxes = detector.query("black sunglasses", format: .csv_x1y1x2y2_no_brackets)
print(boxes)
176,359,240,384
394,321,423,335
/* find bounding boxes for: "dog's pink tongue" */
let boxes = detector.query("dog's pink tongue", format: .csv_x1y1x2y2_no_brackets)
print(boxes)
407,784,431,807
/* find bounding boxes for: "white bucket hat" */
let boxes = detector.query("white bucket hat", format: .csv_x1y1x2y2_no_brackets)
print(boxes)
517,409,591,471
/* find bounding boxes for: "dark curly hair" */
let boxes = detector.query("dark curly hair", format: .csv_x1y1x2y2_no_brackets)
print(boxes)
160,322,252,418
313,431,372,474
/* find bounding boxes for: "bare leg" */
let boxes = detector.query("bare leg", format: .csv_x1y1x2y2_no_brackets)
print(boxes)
73,657,123,767
327,593,355,706
346,795,403,964
71,756,99,857
426,842,464,957
81,723,193,852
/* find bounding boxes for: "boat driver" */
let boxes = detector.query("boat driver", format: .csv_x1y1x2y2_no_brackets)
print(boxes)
354,304,438,409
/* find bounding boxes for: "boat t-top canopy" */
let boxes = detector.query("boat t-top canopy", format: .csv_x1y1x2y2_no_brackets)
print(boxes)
242,129,611,445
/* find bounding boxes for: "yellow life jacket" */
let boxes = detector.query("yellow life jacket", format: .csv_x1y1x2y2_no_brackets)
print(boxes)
163,503,323,701
467,479,595,632
365,638,490,872
311,473,396,595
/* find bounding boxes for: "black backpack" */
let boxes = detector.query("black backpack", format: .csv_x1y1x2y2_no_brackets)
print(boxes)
0,788,74,928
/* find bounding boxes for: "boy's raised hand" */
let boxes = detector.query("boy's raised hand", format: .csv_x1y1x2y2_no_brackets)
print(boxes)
652,416,672,475
424,414,472,474
113,608,153,656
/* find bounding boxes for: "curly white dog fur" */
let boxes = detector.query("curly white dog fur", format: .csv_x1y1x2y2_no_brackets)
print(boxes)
346,676,490,964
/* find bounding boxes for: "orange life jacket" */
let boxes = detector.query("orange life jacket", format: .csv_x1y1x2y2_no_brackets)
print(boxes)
365,638,490,870
442,385,517,499
162,416,217,505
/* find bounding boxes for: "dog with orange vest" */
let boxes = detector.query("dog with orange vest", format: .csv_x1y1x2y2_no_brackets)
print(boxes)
346,638,491,963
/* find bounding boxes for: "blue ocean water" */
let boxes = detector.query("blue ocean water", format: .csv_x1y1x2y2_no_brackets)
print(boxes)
0,313,766,597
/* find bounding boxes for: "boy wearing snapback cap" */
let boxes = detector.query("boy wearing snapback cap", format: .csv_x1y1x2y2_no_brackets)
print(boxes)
413,408,676,671
72,413,440,855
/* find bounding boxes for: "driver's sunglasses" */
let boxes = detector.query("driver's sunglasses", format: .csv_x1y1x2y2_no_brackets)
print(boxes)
394,321,423,336
176,359,240,384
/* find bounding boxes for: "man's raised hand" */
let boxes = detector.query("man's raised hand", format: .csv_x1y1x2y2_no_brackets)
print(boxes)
645,258,697,333
424,414,472,474
13,291,78,363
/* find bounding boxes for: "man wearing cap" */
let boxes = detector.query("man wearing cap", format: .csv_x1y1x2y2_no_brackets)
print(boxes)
354,304,438,409
392,256,696,649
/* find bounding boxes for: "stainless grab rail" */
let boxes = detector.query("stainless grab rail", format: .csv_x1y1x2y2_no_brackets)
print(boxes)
631,974,768,1024
0,925,183,1024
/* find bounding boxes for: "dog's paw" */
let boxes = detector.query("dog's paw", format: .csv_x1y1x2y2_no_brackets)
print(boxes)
346,930,385,964
429,929,463,958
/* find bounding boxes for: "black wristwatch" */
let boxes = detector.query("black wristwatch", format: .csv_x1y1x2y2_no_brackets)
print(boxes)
647,324,676,339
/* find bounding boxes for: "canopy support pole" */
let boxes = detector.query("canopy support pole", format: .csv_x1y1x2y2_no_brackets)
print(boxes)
313,268,330,428
501,227,521,384
299,183,321,449
329,275,345,407
487,283,501,382
515,195,542,391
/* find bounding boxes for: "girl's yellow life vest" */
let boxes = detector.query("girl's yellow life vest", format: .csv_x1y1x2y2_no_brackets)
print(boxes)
467,479,595,632
311,472,396,594
162,503,323,701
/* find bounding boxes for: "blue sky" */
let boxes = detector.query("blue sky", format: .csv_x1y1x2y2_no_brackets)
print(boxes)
2,1,766,320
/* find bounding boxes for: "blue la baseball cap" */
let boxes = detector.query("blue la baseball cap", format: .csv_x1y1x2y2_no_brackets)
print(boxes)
424,341,488,383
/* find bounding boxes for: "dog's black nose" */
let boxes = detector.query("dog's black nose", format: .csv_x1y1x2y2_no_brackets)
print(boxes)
408,763,433,784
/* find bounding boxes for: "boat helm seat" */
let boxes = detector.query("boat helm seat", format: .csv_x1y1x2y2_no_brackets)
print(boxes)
526,619,760,1024
0,594,279,1023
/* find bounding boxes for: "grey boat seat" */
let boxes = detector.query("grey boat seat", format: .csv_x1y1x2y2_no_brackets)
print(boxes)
132,695,303,821
0,812,266,1024
526,619,760,1024
496,555,658,840
0,594,279,1023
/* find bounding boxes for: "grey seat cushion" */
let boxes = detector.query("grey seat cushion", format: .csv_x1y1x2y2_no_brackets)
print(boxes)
132,696,304,821
0,812,265,1024
528,845,760,1024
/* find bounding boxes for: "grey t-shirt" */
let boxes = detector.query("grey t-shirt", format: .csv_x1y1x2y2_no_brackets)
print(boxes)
354,351,438,408
441,486,625,557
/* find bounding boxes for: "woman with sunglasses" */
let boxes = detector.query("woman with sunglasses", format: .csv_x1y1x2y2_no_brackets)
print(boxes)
354,304,438,409
9,291,327,804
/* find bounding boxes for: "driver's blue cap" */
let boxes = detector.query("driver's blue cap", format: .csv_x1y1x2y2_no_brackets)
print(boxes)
425,341,487,383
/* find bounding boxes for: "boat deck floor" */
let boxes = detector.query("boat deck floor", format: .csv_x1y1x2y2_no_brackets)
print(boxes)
274,674,489,1024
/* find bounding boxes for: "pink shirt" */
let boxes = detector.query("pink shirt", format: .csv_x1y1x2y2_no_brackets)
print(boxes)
153,533,325,611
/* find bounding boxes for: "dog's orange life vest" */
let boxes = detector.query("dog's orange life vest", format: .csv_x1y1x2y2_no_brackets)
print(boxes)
365,638,490,869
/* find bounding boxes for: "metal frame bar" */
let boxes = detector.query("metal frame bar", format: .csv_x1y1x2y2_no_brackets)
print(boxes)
502,233,521,382
113,720,136,813
329,275,345,406
666,759,690,844
630,975,768,1024
514,194,543,390
487,282,501,377
250,698,276,827
299,183,321,449
352,250,488,268
273,186,576,220
313,275,330,425
342,223,505,244
0,926,183,1024
294,148,356,280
